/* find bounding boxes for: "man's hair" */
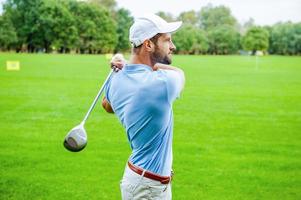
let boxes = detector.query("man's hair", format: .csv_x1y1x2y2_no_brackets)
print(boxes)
149,33,162,45
132,33,162,54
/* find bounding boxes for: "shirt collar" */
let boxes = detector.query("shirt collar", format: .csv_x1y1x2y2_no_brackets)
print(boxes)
124,64,153,72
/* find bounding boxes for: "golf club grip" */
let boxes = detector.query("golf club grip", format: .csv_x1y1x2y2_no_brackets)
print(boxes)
82,70,114,123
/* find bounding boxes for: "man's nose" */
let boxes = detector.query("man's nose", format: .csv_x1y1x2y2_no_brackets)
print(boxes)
170,41,176,51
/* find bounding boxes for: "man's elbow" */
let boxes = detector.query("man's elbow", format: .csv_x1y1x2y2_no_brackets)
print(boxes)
102,97,114,113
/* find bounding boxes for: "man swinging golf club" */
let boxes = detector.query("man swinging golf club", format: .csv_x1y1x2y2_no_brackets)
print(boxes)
102,14,185,199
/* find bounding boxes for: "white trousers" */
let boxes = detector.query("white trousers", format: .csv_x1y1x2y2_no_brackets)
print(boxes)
120,165,172,200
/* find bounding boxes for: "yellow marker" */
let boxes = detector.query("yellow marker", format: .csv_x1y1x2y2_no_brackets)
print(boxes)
6,61,20,71
105,53,113,60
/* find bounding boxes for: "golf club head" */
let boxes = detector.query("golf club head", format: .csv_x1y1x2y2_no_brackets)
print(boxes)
63,123,87,152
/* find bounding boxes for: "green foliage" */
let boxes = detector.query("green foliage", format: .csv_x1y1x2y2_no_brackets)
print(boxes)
36,0,78,53
69,1,117,53
1,1,301,55
173,24,208,54
3,0,79,52
4,0,44,52
199,4,237,30
2,0,116,53
0,14,17,50
242,26,269,53
208,25,240,54
114,8,133,52
198,4,240,54
177,10,198,26
269,22,301,55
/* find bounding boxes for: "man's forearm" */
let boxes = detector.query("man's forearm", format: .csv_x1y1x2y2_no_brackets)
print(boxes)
102,97,114,113
154,63,185,88
154,63,181,71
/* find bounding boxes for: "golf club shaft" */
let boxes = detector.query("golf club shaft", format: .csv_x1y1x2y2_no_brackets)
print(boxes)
81,70,114,124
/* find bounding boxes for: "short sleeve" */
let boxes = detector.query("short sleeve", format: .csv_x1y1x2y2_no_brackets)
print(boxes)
162,70,184,103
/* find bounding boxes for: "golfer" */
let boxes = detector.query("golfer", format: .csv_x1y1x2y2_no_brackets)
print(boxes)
102,13,185,199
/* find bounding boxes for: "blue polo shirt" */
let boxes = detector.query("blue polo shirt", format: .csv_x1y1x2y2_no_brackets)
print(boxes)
105,64,183,176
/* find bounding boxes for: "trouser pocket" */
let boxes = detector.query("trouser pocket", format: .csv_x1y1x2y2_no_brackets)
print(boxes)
120,179,135,200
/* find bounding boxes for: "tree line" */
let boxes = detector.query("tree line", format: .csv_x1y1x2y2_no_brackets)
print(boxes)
0,0,300,55
168,6,301,55
0,0,133,53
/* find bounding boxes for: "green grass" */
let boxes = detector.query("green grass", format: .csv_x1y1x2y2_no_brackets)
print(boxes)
0,53,300,200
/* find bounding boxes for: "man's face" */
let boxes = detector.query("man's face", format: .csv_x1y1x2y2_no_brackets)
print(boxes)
150,33,176,65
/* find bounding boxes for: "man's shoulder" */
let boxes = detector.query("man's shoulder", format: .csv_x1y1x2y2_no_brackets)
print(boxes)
154,69,182,84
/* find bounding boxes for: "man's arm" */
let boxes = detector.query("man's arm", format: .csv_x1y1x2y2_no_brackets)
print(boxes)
102,97,114,113
102,54,126,114
154,63,185,90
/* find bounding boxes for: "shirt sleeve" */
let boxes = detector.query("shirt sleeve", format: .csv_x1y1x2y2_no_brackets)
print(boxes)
104,79,111,104
162,70,184,103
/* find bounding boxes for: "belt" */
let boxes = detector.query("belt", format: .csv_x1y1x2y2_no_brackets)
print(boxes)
127,162,171,184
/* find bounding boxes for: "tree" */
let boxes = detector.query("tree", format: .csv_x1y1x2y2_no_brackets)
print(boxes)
4,0,78,53
177,10,198,26
199,4,237,30
208,25,240,54
293,23,301,55
3,0,117,53
36,0,78,53
173,24,208,54
3,0,44,52
69,1,117,53
114,8,133,52
269,22,301,55
241,26,269,54
0,14,18,50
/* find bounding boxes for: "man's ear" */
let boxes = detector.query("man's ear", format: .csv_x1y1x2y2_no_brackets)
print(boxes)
143,40,155,52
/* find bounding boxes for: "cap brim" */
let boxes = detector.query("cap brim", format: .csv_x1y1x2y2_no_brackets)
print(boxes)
159,21,183,34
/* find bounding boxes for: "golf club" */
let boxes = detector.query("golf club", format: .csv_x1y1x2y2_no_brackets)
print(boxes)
63,70,114,152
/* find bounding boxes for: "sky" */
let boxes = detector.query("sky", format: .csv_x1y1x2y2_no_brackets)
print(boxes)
0,0,300,25
115,0,301,26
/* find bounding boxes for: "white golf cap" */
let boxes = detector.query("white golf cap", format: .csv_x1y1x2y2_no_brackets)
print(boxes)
129,13,182,47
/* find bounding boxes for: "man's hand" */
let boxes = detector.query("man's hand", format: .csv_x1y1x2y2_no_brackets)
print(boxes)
111,53,126,72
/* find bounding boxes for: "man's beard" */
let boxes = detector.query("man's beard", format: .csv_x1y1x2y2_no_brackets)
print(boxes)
150,46,172,65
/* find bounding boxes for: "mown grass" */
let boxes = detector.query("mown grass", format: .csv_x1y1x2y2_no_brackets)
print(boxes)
0,53,300,199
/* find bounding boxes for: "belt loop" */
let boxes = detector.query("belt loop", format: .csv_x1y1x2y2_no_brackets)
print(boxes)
132,169,146,194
